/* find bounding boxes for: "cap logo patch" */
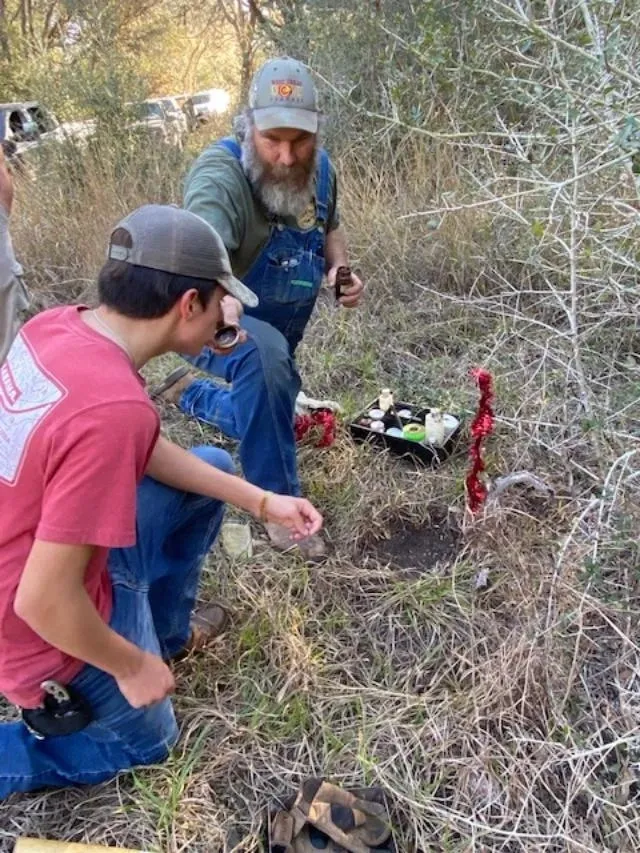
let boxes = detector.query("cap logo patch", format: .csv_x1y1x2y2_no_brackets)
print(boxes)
271,79,303,102
108,244,129,261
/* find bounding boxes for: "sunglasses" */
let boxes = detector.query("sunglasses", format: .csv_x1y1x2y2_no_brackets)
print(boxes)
213,324,242,350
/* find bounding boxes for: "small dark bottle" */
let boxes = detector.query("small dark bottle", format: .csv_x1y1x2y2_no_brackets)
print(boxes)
382,405,404,431
335,266,352,302
379,390,404,431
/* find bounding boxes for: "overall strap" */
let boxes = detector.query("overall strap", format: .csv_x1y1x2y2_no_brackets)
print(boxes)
314,148,330,225
218,137,242,159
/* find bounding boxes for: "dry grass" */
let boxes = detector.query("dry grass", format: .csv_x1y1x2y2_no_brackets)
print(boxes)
1,126,639,853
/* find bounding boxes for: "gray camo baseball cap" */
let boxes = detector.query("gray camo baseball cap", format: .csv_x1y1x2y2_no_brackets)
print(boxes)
108,204,258,308
249,57,318,134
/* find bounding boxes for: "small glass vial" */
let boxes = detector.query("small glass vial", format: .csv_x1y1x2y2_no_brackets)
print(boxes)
424,408,446,446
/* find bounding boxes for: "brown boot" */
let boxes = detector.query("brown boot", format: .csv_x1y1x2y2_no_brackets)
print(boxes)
265,523,328,563
189,603,230,649
171,604,229,661
150,366,195,405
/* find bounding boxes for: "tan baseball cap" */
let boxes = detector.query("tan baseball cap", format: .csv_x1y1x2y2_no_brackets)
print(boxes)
249,57,319,134
108,204,258,308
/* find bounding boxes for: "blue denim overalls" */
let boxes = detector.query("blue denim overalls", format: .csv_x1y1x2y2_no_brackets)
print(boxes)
180,138,333,496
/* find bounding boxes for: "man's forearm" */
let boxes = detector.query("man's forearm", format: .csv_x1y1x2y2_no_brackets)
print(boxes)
0,147,13,213
147,435,265,517
325,226,349,270
15,542,145,681
21,588,144,680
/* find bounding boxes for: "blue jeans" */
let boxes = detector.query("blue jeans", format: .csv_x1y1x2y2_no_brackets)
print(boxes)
0,446,231,800
181,315,302,497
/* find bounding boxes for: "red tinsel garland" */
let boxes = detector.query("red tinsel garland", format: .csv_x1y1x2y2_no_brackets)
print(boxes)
294,410,337,448
466,368,495,513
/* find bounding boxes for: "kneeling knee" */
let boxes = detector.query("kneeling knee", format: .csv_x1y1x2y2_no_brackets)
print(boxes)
248,339,295,388
191,445,235,475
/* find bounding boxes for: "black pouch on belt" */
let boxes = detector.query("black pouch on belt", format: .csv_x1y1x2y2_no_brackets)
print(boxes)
21,679,93,739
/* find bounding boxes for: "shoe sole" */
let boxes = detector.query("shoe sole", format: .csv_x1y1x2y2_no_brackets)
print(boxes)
149,365,191,399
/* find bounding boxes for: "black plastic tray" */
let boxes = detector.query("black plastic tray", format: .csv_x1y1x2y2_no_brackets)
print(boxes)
349,398,463,466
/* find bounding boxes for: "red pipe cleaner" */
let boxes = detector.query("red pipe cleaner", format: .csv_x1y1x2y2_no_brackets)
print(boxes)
466,368,495,513
294,410,337,448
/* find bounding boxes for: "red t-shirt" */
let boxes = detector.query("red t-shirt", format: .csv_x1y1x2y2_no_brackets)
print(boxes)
0,306,159,708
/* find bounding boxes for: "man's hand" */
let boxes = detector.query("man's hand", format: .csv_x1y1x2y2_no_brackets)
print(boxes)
327,266,364,308
264,494,323,540
208,294,247,355
115,649,175,709
221,294,243,326
0,144,13,214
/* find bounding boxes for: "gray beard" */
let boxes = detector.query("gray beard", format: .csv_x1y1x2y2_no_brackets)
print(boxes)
241,134,316,219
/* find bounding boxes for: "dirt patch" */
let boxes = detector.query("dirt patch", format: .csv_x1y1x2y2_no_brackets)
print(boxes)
372,512,462,575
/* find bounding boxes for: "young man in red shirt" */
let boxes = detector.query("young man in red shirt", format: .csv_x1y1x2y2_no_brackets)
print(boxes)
0,204,322,798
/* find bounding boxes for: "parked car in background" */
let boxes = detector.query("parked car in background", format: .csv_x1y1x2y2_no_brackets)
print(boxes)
158,97,188,141
1,103,40,148
0,101,95,156
188,89,231,123
124,100,183,148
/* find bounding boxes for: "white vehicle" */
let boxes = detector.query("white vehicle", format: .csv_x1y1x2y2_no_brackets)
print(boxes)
0,103,40,151
188,89,231,123
159,97,188,140
125,100,183,148
0,101,94,156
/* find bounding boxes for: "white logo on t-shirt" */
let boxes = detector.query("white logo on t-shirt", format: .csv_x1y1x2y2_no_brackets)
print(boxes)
0,334,64,484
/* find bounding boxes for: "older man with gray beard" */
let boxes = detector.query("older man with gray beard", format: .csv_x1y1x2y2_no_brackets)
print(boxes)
155,57,363,561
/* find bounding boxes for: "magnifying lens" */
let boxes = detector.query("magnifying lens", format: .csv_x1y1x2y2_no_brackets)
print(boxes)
213,324,241,350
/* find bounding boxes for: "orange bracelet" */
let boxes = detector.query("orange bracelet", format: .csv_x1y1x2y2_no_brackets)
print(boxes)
258,490,273,522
